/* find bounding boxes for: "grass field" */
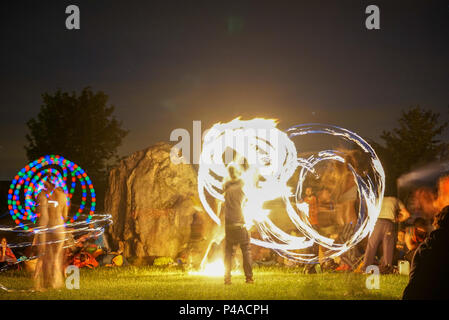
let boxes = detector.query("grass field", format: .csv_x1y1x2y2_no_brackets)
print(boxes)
0,266,409,300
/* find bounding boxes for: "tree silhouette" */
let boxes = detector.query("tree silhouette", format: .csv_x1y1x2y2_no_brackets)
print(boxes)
371,106,448,195
25,87,128,208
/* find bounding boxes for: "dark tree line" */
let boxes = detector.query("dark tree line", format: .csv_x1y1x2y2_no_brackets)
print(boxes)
25,87,128,209
370,106,449,195
25,87,448,206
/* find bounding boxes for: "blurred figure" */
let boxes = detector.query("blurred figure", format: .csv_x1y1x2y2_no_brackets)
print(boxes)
302,187,319,273
316,188,339,269
222,165,253,285
0,237,17,269
403,218,428,262
336,171,358,226
402,205,449,300
395,229,407,261
303,187,318,227
435,176,449,213
361,196,410,273
316,188,336,230
336,153,359,226
34,174,68,291
408,187,438,223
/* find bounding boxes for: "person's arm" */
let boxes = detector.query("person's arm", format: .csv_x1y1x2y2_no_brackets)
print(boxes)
397,200,411,222
0,245,5,262
5,248,17,262
62,196,69,221
36,192,49,227
35,192,49,250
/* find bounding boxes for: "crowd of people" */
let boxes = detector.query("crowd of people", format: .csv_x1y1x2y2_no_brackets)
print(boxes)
297,176,449,275
1,164,449,297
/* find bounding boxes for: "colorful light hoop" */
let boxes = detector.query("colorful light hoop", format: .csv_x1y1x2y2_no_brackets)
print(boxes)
24,168,68,222
7,155,96,230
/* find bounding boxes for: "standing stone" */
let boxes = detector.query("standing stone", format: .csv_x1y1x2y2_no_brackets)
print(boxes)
104,142,215,263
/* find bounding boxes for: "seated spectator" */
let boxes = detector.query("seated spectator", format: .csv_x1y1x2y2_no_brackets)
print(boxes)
0,237,17,268
96,241,128,267
403,218,428,262
73,251,99,269
395,229,407,261
402,205,449,300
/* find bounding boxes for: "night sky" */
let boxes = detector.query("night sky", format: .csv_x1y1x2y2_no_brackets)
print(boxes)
1,0,448,180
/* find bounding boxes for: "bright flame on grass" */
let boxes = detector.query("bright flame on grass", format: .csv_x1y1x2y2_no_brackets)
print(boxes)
198,119,385,263
201,259,225,276
189,259,241,277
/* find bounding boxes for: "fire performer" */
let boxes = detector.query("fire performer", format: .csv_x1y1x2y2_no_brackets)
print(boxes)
222,165,254,285
34,174,68,290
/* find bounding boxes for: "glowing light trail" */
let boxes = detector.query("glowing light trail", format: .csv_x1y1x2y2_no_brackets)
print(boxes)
197,119,385,263
1,156,113,292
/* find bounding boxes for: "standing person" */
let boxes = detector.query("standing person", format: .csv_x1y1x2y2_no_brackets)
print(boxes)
360,196,410,273
222,166,253,285
303,187,318,227
302,187,319,273
316,187,339,269
34,174,68,290
402,205,449,300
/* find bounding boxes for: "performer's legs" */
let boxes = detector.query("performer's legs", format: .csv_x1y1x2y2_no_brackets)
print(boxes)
51,227,66,289
240,241,253,281
224,239,235,284
50,241,65,289
33,233,46,291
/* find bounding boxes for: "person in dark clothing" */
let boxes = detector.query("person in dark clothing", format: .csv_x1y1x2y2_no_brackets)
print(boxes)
223,165,254,285
402,205,449,300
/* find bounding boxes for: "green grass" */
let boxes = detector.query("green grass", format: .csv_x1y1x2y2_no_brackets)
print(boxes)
0,266,408,300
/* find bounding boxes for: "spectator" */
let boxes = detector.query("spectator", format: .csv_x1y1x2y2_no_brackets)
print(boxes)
360,196,410,273
316,187,339,269
403,218,428,262
402,205,449,300
395,229,407,262
302,187,319,274
0,237,17,268
303,187,318,227
407,187,438,223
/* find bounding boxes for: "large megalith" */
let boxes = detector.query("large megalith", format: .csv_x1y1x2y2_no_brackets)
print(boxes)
104,142,215,263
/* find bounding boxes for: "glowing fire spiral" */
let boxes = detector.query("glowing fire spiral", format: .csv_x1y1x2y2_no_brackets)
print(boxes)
197,119,385,263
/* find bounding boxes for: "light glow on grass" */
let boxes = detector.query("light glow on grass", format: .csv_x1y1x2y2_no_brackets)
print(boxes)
188,259,241,277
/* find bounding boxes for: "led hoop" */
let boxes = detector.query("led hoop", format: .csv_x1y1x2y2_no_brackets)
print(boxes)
7,155,96,229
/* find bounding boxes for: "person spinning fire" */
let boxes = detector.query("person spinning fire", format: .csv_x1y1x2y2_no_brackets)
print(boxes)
222,165,254,285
